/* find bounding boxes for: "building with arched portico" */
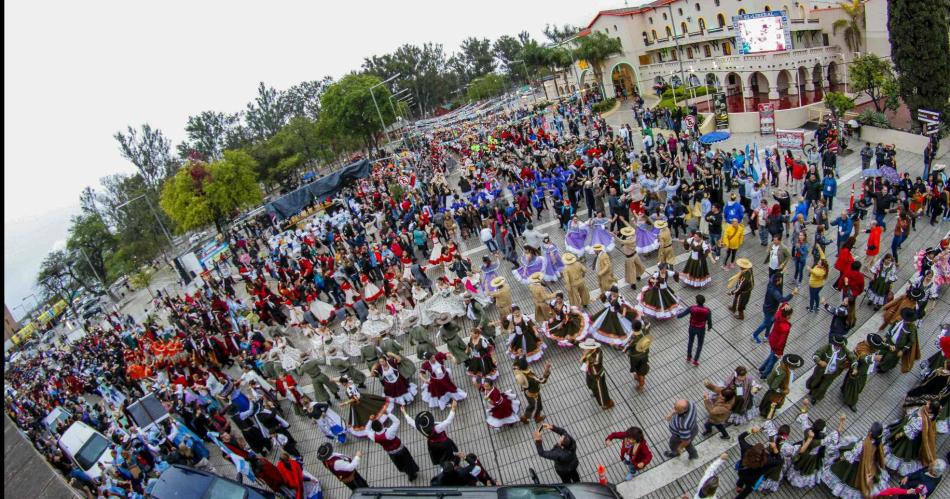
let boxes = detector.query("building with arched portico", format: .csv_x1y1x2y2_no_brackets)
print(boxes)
562,0,888,129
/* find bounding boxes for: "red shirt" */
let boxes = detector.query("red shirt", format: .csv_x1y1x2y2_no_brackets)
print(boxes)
605,433,653,468
768,309,792,356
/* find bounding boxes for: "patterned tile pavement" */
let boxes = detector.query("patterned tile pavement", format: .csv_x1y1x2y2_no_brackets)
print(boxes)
192,115,949,499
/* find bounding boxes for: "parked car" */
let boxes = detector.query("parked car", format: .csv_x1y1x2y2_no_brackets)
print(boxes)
58,421,114,481
147,465,275,499
350,484,621,499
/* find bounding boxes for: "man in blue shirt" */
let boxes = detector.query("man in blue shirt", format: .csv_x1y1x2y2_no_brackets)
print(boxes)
821,174,837,210
829,211,853,250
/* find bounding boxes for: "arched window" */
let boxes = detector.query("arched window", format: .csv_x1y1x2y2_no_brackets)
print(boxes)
695,3,701,11
681,22,688,34
649,16,653,24
698,18,706,31
764,5,771,12
662,12,668,20
613,25,618,31
738,8,746,15
652,29,658,40
722,41,732,55
687,47,694,59
717,13,726,27
678,8,683,15
665,26,673,37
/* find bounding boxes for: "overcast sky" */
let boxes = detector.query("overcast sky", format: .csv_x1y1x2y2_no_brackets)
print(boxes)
4,0,625,320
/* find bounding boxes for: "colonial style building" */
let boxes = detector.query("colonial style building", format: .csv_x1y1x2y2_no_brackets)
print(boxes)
555,0,887,118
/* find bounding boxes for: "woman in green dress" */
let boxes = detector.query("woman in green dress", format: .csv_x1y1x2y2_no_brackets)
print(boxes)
504,306,546,363
783,403,846,488
337,375,392,438
541,292,590,347
905,364,949,434
840,334,884,412
884,401,940,476
436,313,469,362
822,422,889,499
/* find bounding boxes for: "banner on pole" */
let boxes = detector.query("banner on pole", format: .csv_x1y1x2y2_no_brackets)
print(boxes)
758,103,775,135
775,129,805,150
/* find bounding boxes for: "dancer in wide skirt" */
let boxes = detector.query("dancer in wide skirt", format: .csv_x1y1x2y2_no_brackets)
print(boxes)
564,217,590,257
586,211,615,253
504,306,546,363
541,292,590,347
465,327,498,381
481,379,521,429
418,351,467,410
540,237,564,282
589,287,639,346
370,354,417,406
638,264,685,319
338,376,392,438
866,254,898,310
634,214,659,254
514,247,545,285
680,232,713,288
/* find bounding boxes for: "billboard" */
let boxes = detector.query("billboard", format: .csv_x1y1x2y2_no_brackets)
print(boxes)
776,129,806,149
733,11,792,55
758,103,775,135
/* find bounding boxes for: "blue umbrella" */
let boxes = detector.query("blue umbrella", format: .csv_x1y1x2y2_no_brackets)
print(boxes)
699,131,731,145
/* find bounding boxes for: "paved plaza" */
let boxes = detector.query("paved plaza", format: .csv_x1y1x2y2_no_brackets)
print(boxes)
142,116,949,499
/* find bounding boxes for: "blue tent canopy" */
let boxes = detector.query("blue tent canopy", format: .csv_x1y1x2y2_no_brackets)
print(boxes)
302,171,316,181
699,131,731,145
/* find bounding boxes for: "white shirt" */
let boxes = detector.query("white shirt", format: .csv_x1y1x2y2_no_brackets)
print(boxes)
693,457,726,498
480,227,493,242
769,245,781,269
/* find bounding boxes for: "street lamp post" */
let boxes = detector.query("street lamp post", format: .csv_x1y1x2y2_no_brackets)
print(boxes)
369,73,401,146
514,59,538,104
115,194,175,249
666,4,688,106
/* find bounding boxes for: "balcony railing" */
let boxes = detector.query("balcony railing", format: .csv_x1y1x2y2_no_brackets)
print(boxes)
637,46,842,75
706,26,724,33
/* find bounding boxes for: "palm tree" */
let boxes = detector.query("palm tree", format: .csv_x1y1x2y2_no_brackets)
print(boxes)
832,0,865,53
572,32,623,98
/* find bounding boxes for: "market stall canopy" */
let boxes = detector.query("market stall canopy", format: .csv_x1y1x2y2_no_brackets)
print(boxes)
264,159,371,220
699,131,731,145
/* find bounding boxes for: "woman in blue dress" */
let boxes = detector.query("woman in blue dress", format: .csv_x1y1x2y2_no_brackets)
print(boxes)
540,237,564,282
587,211,615,254
514,247,545,285
479,255,501,295
564,216,590,257
634,213,660,254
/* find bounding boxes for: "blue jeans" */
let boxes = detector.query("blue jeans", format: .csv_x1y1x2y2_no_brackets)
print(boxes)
759,352,778,377
624,461,641,480
809,286,821,311
794,259,806,283
484,239,498,253
751,313,775,340
875,212,887,230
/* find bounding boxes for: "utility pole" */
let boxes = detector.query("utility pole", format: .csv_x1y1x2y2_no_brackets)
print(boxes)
666,4,688,106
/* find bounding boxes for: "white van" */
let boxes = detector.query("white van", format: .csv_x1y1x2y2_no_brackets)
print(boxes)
58,421,114,480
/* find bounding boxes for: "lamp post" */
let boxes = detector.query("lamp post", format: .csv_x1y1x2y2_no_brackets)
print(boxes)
553,37,583,95
666,3,688,105
369,73,401,146
514,59,538,104
115,194,175,249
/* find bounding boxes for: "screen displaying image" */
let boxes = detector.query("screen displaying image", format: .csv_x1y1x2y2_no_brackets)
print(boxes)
734,11,791,54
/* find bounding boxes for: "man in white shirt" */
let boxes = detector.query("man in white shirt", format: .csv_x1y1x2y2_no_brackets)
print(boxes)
317,443,368,490
480,225,498,253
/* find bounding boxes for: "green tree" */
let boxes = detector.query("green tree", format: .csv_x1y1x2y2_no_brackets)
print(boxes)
320,73,396,150
284,77,333,120
824,91,856,123
65,212,116,290
160,151,263,233
466,73,508,101
130,266,157,298
888,0,950,122
114,124,179,188
36,250,85,318
363,43,457,118
97,172,172,270
849,54,900,113
492,35,524,76
543,23,579,44
245,82,292,140
458,37,496,81
177,111,241,161
573,32,623,97
832,0,865,52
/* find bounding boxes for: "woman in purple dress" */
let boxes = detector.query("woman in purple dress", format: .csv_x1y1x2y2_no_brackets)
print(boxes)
634,214,659,254
541,237,564,282
514,247,545,284
564,216,590,257
479,255,501,295
587,211,615,254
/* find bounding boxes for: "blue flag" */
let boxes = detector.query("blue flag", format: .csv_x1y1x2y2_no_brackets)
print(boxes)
207,432,256,482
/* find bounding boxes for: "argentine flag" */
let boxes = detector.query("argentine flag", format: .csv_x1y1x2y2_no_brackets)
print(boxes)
207,432,256,482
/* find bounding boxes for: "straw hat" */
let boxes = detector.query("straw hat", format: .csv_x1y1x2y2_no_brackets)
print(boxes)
653,220,668,229
562,253,577,265
592,244,605,252
491,276,507,288
736,258,753,269
620,227,635,237
528,272,544,284
578,338,601,350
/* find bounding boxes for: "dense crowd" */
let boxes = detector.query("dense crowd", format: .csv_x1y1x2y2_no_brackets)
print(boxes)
5,90,950,499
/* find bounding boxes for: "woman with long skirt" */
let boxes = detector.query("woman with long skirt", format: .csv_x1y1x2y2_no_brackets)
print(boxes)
504,306,546,363
541,292,590,347
338,376,392,438
564,217,590,257
418,351,467,410
637,264,685,319
481,379,520,429
370,354,417,406
589,287,637,347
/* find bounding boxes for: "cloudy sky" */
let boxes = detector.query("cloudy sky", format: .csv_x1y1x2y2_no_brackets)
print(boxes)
4,0,625,320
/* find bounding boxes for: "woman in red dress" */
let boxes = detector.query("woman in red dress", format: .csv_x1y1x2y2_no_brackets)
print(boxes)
833,236,856,291
419,351,467,410
480,379,520,429
370,354,417,406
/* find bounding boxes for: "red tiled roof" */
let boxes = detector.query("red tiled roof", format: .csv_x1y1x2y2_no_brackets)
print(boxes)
581,0,676,31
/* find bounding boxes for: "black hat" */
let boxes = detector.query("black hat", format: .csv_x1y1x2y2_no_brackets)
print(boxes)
901,308,918,322
782,354,804,369
867,333,884,348
415,411,435,432
317,443,333,460
830,334,846,346
908,287,925,301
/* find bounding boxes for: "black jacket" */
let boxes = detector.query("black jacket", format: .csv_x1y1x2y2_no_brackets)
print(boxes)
535,426,579,474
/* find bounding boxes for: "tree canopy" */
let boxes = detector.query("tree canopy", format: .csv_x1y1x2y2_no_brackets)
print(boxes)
888,0,950,122
319,73,397,150
849,54,900,113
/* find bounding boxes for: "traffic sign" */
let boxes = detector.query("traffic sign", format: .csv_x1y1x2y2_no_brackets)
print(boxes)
923,123,940,135
918,108,941,124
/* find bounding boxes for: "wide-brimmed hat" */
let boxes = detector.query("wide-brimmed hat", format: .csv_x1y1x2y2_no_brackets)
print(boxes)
901,308,918,322
773,189,789,198
736,258,753,269
908,287,924,300
830,334,846,346
403,315,419,326
491,276,506,288
653,220,668,229
578,338,601,350
435,312,453,325
782,354,804,369
528,272,544,284
415,411,435,432
562,253,577,265
867,333,884,348
592,244,605,252
462,292,473,300
620,227,635,237
317,443,333,460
